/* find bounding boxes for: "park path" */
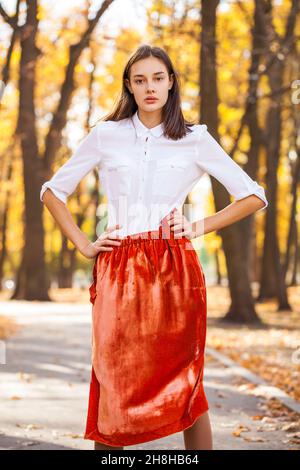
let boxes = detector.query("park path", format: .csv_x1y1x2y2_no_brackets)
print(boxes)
0,300,299,450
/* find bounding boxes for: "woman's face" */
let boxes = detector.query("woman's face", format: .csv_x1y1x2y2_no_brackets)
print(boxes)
125,56,174,114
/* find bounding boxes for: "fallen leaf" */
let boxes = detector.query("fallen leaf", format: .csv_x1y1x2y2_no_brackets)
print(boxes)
232,425,251,437
243,436,266,442
252,415,265,421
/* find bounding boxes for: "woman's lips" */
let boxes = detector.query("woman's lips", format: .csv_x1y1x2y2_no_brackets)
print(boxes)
145,98,158,102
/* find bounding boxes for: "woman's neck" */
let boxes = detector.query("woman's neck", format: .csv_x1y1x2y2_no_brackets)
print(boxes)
137,109,163,129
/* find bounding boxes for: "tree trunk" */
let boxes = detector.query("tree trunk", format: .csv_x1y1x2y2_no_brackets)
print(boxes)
256,0,298,310
3,0,115,300
13,0,50,300
200,0,261,323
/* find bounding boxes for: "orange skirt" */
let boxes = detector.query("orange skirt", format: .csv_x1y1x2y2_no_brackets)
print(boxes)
84,209,209,447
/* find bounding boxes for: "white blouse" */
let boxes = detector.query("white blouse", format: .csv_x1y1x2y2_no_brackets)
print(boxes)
40,110,268,238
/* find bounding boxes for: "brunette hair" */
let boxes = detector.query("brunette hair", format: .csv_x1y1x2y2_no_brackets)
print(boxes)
97,44,196,140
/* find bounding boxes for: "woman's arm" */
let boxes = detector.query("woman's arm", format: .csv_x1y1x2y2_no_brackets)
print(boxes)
195,125,268,213
42,189,93,256
191,125,268,237
42,188,122,258
167,126,268,239
192,194,265,238
40,123,122,258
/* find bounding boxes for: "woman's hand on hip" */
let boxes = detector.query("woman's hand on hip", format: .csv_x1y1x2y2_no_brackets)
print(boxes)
80,224,124,259
165,211,197,240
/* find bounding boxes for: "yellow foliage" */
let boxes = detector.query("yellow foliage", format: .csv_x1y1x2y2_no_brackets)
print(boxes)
0,0,295,277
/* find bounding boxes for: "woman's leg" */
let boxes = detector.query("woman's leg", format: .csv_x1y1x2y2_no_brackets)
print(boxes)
183,411,213,450
94,441,124,450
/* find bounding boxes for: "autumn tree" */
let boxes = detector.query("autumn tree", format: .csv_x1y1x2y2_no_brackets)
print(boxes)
0,0,115,300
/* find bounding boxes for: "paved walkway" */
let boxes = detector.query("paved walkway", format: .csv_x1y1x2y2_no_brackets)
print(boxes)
0,301,299,450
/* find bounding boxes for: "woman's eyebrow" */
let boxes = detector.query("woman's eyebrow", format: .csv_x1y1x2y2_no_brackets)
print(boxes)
133,71,165,78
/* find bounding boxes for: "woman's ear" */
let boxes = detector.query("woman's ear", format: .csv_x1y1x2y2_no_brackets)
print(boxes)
125,78,132,94
168,73,174,90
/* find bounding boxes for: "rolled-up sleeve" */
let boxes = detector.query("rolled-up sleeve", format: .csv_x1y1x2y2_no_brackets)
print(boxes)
195,125,268,212
40,124,101,204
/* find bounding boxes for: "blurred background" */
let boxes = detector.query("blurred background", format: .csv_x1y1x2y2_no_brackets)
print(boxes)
0,0,300,450
0,0,299,319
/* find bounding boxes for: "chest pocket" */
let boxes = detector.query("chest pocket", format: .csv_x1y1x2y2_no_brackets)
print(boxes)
105,162,131,200
153,159,190,197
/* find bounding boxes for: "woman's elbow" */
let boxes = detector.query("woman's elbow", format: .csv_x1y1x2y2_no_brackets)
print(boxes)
40,188,48,204
41,188,53,205
253,195,268,212
41,188,66,207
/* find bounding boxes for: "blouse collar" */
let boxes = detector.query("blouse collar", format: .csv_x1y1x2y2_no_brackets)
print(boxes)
132,110,164,138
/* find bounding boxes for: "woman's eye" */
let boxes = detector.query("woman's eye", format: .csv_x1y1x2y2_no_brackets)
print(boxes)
135,77,164,84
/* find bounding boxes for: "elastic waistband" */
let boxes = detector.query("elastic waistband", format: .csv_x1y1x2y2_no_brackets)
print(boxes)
119,224,175,246
118,208,188,246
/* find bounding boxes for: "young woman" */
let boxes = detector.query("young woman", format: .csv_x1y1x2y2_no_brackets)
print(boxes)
40,44,268,451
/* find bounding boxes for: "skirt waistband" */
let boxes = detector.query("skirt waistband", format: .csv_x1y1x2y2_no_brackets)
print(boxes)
119,225,170,246
117,209,190,247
